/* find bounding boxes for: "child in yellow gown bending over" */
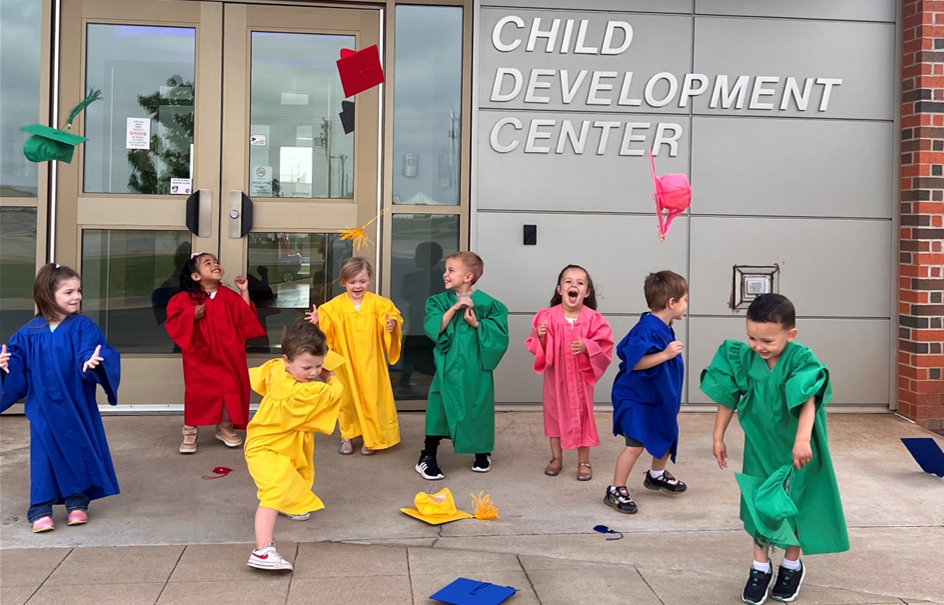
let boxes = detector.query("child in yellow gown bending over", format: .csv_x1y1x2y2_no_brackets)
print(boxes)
245,322,344,573
307,257,403,456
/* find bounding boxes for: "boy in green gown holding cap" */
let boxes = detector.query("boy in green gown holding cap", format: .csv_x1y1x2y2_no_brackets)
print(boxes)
701,294,848,605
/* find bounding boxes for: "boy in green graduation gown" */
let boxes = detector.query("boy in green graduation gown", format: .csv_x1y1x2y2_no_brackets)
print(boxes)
415,252,509,480
701,294,848,605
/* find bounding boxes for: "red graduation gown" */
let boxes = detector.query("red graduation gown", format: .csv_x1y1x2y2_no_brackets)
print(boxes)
165,287,265,428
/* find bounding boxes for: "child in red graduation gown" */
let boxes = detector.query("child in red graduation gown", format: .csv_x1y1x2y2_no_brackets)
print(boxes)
525,265,613,481
0,263,120,533
165,253,266,454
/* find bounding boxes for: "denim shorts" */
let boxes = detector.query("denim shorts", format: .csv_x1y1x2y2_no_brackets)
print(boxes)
622,434,644,448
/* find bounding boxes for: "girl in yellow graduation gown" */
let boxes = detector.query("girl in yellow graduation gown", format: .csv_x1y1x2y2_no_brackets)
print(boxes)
307,257,403,456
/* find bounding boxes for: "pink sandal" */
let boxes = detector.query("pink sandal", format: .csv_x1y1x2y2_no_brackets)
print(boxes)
32,516,55,533
68,510,89,525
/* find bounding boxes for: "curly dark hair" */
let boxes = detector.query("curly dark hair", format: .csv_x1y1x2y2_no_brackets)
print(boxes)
549,265,598,310
179,253,214,303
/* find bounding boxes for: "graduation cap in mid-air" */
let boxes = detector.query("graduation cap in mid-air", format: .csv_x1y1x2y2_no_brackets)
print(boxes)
336,45,384,98
430,578,518,605
648,149,691,241
339,100,355,134
735,465,801,550
21,89,102,163
901,437,944,477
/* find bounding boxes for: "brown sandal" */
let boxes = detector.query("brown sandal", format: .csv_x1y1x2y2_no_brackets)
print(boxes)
360,445,375,456
339,439,354,455
544,458,563,476
577,462,592,481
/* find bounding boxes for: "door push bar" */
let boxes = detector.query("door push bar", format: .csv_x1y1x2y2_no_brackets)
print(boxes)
228,191,254,239
185,189,212,238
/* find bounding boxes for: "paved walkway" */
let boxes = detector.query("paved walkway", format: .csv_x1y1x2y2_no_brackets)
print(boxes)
1,412,942,604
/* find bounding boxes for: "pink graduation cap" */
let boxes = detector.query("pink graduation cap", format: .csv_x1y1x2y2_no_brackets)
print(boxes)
649,149,691,241
336,45,385,98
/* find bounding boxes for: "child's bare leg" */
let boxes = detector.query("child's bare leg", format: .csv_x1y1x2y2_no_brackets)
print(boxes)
545,438,563,475
752,542,770,565
254,506,278,549
782,545,802,563
612,446,644,486
650,450,671,472
549,437,563,462
577,446,590,465
221,406,231,423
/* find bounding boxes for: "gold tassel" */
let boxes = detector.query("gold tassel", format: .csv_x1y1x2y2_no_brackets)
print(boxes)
339,209,387,252
471,492,499,520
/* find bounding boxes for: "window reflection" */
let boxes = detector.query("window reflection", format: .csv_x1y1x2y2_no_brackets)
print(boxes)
393,6,463,206
84,25,195,194
0,207,38,343
82,229,192,353
388,214,459,399
246,233,353,353
250,33,355,199
0,0,42,196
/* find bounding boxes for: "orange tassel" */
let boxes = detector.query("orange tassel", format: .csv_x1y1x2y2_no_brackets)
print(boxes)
471,491,499,520
339,209,387,252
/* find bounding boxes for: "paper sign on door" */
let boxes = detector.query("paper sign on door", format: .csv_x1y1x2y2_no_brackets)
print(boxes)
126,118,151,150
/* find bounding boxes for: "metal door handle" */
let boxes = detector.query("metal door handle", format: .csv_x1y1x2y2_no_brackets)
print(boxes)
228,191,253,238
185,189,212,238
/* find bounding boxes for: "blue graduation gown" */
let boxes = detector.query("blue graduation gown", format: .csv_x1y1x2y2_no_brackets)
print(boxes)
610,313,684,461
0,315,121,505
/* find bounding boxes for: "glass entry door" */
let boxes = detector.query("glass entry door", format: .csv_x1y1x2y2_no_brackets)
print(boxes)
55,0,381,405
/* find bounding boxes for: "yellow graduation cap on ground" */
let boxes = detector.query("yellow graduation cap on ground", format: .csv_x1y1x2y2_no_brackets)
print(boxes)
21,89,101,164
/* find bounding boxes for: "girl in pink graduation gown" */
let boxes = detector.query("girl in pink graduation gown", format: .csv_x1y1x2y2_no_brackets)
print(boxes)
525,265,614,481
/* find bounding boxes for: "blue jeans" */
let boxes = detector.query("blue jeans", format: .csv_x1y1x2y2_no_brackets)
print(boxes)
27,492,91,523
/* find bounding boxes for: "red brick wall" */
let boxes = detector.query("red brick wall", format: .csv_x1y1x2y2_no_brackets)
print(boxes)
901,0,944,434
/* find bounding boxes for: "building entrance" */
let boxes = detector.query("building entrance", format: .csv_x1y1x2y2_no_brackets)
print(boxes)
55,0,381,406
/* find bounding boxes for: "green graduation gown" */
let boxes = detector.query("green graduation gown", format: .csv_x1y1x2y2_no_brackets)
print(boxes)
700,340,849,555
424,290,509,454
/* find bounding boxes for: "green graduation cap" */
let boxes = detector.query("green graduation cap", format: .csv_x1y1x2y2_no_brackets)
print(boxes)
21,89,101,164
735,464,801,550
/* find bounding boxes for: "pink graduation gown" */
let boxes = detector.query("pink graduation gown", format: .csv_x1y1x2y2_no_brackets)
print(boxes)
525,305,614,450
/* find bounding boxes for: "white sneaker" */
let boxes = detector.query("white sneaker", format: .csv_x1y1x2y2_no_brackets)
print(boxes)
247,544,293,572
279,511,310,521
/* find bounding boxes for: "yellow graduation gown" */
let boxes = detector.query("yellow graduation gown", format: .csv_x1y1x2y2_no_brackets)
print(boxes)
318,291,403,449
245,358,343,515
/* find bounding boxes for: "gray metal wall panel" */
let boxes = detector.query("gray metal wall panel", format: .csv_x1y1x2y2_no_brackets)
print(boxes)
691,117,895,219
689,216,892,318
477,111,691,212
495,314,689,404
687,317,891,405
694,0,896,22
482,0,693,13
476,213,689,314
692,18,896,120
480,8,693,114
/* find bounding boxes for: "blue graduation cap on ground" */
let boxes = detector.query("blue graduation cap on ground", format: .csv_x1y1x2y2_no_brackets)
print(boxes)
901,438,944,477
430,578,517,605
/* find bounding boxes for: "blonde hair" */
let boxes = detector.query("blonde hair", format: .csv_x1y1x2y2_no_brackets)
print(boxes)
448,251,484,284
339,256,373,285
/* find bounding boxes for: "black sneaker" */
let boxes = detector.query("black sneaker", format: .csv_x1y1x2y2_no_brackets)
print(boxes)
771,561,804,602
603,486,638,514
742,565,773,605
415,451,444,480
643,470,688,494
472,454,491,473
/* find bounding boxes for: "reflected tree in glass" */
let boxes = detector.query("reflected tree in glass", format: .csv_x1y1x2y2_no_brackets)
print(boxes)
127,75,194,194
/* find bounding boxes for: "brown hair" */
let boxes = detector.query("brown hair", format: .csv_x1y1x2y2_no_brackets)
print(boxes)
644,270,688,311
549,265,598,310
281,322,328,360
339,256,373,285
33,263,82,324
448,251,484,284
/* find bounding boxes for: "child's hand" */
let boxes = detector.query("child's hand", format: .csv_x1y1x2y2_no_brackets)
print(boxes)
793,439,813,469
713,440,728,469
234,275,249,293
536,322,547,338
0,344,9,373
82,345,103,373
385,313,396,333
452,296,474,312
463,306,479,328
194,304,206,319
321,369,335,381
569,339,587,355
663,340,684,359
305,304,319,325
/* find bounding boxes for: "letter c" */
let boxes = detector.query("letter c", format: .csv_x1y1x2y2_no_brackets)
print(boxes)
492,15,525,52
490,117,522,153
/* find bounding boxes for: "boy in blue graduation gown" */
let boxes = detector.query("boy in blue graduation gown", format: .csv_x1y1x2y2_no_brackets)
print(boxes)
605,271,689,515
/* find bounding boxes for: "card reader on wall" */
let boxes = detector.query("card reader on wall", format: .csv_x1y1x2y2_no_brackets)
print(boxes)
523,224,537,245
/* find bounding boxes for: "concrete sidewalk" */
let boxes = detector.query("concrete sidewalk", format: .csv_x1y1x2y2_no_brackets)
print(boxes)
1,412,942,604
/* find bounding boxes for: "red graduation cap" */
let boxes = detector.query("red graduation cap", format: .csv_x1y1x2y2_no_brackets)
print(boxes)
649,149,691,241
337,45,385,98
